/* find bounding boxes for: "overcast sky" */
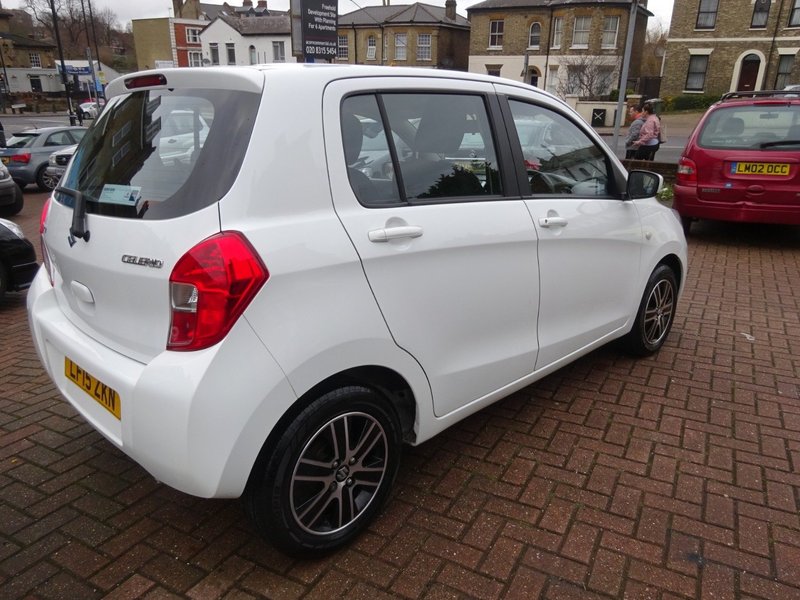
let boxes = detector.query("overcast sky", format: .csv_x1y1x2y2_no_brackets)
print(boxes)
4,0,675,31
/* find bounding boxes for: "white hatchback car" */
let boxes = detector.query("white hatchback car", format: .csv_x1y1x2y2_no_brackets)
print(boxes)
28,65,687,555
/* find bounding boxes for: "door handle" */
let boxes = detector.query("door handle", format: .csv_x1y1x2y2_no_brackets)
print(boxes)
368,225,423,242
538,216,568,228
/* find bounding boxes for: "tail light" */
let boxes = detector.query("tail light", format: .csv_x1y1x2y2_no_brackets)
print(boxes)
168,231,268,351
676,157,697,185
11,153,31,164
39,198,53,286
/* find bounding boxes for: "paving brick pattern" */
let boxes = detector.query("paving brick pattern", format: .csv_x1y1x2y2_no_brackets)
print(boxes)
2,192,800,599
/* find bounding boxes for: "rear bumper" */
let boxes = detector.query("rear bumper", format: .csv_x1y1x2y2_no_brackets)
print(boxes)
673,185,800,225
26,269,296,498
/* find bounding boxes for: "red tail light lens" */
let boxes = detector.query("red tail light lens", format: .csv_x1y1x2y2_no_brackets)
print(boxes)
168,232,268,351
676,157,697,185
124,74,167,89
39,198,53,286
11,153,31,164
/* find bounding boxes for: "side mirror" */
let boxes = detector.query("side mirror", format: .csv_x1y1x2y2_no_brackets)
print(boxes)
626,170,663,200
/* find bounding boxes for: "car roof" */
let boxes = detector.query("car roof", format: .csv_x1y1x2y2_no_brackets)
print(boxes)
18,126,86,134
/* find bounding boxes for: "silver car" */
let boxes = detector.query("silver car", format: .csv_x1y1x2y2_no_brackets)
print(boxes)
44,144,77,192
0,126,86,191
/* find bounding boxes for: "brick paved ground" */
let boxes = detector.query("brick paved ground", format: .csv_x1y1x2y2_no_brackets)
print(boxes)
2,191,799,599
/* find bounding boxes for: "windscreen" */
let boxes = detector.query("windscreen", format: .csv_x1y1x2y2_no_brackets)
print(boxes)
697,104,800,150
5,134,38,148
56,88,260,219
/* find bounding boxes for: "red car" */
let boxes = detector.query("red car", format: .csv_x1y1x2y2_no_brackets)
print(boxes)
673,91,800,233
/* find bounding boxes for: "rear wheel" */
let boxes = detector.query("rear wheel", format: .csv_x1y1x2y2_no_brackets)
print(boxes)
36,165,55,192
243,386,402,556
621,264,677,356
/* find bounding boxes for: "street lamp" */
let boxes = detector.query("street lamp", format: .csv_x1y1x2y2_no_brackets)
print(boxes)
611,0,639,153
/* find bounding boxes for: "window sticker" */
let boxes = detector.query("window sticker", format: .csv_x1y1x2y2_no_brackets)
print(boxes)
99,185,144,212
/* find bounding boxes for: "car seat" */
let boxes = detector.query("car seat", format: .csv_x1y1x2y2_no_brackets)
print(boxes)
720,117,745,137
341,113,379,204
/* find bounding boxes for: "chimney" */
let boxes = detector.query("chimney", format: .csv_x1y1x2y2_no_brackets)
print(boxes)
172,0,183,17
257,0,267,7
242,0,252,7
445,0,456,20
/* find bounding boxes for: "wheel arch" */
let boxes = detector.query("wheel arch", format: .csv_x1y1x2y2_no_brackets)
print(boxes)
243,365,417,493
656,253,684,292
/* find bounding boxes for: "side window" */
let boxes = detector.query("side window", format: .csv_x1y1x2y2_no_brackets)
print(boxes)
341,95,401,206
508,99,610,197
45,132,72,146
383,93,503,200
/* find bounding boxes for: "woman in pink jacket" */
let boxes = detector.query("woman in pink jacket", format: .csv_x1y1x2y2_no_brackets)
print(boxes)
632,102,661,161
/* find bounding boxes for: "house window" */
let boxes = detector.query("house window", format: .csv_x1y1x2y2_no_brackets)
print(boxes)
226,43,236,64
776,54,795,88
338,35,348,59
686,55,709,90
29,75,42,92
188,51,203,67
273,41,285,62
696,0,718,29
751,0,770,27
29,53,41,68
367,35,377,60
417,33,431,61
210,43,219,65
529,23,541,48
571,16,591,48
249,45,257,64
489,20,504,48
395,33,407,60
602,16,619,48
790,0,800,26
551,17,563,49
486,65,501,76
186,28,201,43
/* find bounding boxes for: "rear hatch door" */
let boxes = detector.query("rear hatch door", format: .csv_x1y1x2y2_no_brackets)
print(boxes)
42,69,263,362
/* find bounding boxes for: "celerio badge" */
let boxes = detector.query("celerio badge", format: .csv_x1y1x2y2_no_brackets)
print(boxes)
121,255,164,269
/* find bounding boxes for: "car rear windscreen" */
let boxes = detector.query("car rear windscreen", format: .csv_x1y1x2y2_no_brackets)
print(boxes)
56,88,260,219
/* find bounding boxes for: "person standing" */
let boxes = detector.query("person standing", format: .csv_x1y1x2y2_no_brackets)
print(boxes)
624,105,645,159
632,102,661,160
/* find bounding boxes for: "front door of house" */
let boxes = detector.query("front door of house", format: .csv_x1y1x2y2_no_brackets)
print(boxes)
737,54,760,91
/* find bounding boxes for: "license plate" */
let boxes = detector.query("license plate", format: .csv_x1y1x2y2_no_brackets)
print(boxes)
731,162,790,176
64,357,121,419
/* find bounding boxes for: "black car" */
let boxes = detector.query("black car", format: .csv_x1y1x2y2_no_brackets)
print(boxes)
0,218,37,300
0,161,23,216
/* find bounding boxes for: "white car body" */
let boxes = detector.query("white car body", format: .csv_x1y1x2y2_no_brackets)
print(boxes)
28,65,687,553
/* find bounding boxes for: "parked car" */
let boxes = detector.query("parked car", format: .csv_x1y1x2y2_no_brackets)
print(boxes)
28,65,687,556
674,90,800,233
0,162,23,216
78,99,105,120
0,217,37,300
44,144,77,192
0,127,87,191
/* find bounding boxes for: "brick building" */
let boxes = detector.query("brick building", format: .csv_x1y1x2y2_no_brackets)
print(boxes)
336,1,470,70
466,0,651,97
661,0,800,97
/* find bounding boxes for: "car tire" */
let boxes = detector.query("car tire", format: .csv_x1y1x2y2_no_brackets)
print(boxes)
36,165,56,192
620,264,678,357
0,185,23,217
243,385,402,556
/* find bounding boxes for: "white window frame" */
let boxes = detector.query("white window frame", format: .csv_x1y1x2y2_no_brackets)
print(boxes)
686,53,710,91
489,20,504,48
529,23,541,49
186,28,201,44
29,52,41,68
790,0,800,26
551,17,563,49
417,33,431,61
571,16,591,49
367,35,377,60
395,33,407,61
209,43,219,65
188,51,203,67
272,41,285,63
226,43,236,65
337,35,349,60
601,16,619,48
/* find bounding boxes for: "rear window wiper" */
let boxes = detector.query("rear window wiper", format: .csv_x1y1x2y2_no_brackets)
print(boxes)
56,186,90,244
759,139,800,148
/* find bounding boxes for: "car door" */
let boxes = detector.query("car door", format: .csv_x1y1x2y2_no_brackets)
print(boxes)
498,89,643,369
324,78,541,418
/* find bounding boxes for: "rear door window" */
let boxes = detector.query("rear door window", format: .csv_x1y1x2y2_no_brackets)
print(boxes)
698,105,800,149
57,88,260,220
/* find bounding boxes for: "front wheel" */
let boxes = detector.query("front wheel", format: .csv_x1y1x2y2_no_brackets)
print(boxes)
620,264,678,356
243,386,402,556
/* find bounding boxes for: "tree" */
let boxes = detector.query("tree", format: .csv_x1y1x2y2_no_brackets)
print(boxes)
555,54,619,100
641,23,668,78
